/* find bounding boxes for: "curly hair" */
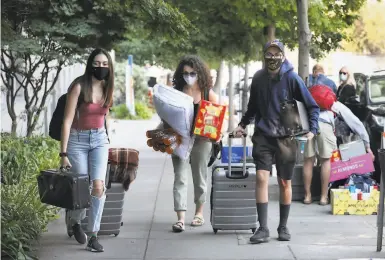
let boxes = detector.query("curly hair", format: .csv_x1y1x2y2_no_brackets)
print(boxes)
173,55,212,91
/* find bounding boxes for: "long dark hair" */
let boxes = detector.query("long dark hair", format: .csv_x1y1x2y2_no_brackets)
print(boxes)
173,55,212,91
79,48,114,107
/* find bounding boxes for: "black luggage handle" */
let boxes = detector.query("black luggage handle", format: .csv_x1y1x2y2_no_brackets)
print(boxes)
58,162,111,189
228,132,247,138
225,168,249,179
59,166,71,172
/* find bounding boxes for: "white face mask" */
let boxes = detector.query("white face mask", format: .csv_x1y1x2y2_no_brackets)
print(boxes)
183,75,197,86
340,73,348,82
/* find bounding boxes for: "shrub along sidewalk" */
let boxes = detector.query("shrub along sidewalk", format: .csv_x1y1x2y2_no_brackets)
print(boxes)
111,101,153,120
1,133,60,260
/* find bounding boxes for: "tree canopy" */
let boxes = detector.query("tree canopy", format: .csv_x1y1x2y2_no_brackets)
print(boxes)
342,0,385,55
114,0,368,70
115,0,267,68
225,0,366,60
1,0,193,136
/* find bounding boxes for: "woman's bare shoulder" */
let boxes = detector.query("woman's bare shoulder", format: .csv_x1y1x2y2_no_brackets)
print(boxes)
68,82,81,96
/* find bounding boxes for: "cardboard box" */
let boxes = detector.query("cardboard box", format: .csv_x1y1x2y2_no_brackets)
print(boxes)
193,100,226,141
330,189,380,215
339,140,366,161
329,153,375,182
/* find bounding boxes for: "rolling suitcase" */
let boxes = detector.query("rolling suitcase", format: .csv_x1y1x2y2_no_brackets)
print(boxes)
66,163,126,237
210,133,257,234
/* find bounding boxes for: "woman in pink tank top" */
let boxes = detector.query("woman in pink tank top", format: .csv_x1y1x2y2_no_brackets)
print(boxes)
59,48,114,252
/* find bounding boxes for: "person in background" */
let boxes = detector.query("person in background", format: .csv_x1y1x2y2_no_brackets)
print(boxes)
60,48,114,252
233,40,320,244
170,55,218,232
303,85,374,206
303,83,337,206
303,65,338,206
309,64,337,93
336,66,357,143
337,66,356,104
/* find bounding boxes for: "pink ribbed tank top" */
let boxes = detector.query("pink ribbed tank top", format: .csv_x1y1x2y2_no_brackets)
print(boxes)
72,103,109,130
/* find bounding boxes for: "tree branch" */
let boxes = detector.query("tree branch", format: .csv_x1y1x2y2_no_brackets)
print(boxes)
29,61,64,135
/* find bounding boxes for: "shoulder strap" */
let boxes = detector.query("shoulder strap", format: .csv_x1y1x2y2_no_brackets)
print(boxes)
201,88,209,101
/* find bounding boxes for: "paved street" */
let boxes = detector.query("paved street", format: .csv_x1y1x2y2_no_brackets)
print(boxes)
36,116,385,260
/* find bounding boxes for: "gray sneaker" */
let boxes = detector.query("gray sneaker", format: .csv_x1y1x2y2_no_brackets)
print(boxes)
86,236,104,252
250,227,270,244
277,226,291,241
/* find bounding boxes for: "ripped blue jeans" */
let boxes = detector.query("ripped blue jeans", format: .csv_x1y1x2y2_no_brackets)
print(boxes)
67,128,109,233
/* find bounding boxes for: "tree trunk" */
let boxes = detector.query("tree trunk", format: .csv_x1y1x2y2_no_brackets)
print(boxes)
26,110,34,137
214,60,225,104
297,0,311,81
24,61,63,137
2,55,22,136
262,24,276,68
242,62,249,115
5,78,18,136
227,64,234,132
267,24,276,42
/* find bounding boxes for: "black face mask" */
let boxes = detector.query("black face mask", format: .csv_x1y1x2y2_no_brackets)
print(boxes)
92,67,109,81
265,58,283,71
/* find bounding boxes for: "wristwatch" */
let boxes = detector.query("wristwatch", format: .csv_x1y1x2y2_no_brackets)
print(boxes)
59,152,68,157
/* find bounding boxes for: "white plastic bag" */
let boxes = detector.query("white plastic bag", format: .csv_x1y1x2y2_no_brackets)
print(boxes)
152,84,195,160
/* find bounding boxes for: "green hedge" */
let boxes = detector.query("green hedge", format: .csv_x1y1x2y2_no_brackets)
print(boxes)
1,133,60,259
111,101,153,120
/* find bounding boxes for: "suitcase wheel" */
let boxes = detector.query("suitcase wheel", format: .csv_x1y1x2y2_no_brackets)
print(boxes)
121,222,123,226
67,231,73,238
114,232,120,237
213,228,218,234
251,228,256,233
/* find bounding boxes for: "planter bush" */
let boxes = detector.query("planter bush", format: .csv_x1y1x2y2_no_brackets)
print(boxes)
134,101,152,120
111,101,153,120
1,134,60,259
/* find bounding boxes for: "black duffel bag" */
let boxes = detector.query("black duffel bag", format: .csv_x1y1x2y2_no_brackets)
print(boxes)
37,169,91,210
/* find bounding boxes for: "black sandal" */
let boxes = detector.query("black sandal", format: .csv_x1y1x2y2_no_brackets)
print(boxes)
172,221,185,232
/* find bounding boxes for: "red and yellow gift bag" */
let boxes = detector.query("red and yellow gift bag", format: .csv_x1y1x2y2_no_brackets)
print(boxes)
193,100,226,141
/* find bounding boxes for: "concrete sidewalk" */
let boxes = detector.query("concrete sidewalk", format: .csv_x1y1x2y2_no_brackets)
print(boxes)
36,118,385,260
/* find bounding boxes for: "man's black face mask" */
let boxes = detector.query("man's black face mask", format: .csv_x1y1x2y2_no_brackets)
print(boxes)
264,52,284,71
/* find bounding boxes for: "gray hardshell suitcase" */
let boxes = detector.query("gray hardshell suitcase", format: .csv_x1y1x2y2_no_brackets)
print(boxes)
210,133,257,234
66,163,126,237
80,183,125,236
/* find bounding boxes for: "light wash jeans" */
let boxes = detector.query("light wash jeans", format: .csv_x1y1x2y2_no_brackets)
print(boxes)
67,128,109,233
172,137,212,211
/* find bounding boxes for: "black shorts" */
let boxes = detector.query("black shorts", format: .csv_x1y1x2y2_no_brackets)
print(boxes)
252,134,297,180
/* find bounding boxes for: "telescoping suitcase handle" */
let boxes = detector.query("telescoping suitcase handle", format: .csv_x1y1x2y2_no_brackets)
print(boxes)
228,132,247,178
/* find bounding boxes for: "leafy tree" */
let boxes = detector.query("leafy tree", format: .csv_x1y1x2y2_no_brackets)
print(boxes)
225,0,366,59
115,0,268,100
120,0,267,64
342,0,385,55
1,0,191,136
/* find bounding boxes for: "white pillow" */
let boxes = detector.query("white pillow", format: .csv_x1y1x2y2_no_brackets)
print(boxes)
152,84,195,160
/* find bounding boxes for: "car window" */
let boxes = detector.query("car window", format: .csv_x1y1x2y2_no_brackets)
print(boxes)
369,78,385,103
354,74,366,103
